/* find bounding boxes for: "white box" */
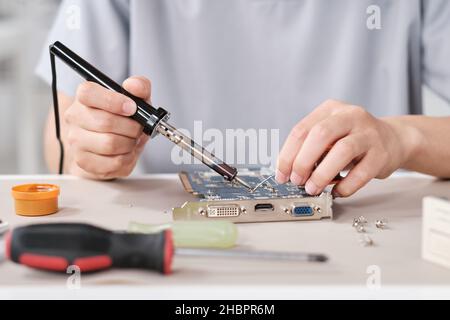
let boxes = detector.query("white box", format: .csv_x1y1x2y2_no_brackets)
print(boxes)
422,196,450,269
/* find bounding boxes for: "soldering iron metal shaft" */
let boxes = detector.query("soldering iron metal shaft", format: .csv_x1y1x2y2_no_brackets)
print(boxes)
155,121,252,190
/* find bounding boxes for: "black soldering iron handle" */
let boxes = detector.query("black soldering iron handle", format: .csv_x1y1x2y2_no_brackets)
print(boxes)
49,41,168,136
5,223,174,274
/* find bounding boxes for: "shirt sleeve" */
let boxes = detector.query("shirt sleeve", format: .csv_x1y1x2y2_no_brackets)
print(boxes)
35,0,130,96
422,0,450,104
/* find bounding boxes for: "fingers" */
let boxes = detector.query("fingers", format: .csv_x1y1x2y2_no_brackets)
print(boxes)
332,151,381,197
69,131,149,179
72,150,137,179
123,76,152,102
67,127,137,156
76,82,137,116
276,123,308,183
304,133,368,195
289,112,354,186
276,99,346,183
65,102,142,139
67,76,153,180
277,100,392,198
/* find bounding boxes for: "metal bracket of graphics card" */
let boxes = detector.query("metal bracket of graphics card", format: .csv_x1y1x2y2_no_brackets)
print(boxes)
173,169,333,223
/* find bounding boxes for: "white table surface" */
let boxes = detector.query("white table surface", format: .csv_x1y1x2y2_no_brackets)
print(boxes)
0,173,450,299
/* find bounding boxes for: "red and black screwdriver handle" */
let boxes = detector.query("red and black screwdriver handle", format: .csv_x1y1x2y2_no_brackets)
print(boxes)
4,223,174,274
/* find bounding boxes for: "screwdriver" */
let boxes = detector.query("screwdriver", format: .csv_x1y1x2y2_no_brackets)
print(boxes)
3,223,327,274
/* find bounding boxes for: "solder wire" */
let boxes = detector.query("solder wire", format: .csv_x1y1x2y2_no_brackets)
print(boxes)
250,175,275,193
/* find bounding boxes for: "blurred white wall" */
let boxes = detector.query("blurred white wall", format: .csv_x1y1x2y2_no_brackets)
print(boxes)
0,0,59,174
0,1,449,175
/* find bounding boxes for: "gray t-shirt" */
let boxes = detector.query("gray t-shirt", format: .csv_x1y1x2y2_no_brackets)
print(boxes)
36,0,450,174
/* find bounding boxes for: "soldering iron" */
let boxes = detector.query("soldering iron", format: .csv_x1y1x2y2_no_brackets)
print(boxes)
49,41,251,190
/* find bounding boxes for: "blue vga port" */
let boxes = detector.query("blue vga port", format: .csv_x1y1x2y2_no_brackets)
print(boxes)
292,204,314,217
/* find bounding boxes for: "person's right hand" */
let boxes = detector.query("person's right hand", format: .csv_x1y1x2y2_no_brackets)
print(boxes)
64,76,151,179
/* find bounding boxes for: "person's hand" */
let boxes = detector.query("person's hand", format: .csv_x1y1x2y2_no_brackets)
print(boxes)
64,76,151,179
276,99,416,197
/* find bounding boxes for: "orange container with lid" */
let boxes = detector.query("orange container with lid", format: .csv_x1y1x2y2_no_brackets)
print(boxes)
11,184,60,216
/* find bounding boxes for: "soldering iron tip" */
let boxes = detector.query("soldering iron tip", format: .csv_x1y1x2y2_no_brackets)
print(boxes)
234,176,253,191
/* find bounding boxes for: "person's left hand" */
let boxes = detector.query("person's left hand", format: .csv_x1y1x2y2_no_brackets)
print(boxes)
275,99,414,197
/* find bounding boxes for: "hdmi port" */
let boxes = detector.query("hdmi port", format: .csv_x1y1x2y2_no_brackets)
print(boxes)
254,203,274,212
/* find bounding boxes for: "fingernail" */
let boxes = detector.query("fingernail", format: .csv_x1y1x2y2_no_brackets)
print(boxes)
122,100,137,115
305,180,319,195
127,78,145,91
290,172,304,185
275,170,288,184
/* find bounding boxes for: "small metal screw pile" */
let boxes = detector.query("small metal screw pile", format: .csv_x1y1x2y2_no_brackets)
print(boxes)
351,216,388,246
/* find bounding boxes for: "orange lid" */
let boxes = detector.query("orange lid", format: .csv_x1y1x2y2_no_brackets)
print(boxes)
11,184,60,216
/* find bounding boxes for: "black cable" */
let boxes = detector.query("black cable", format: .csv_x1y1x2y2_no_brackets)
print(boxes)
50,52,64,174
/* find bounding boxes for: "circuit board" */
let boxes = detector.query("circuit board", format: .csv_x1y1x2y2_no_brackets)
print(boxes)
180,167,309,200
173,168,333,223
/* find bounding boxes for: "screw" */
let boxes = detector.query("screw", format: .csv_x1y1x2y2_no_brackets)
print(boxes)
375,219,388,229
355,224,366,233
357,216,367,224
352,216,367,225
352,216,368,230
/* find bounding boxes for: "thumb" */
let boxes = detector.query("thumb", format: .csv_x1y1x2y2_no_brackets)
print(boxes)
122,76,152,102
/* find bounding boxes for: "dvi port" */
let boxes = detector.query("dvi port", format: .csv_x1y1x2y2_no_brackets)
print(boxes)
207,204,240,217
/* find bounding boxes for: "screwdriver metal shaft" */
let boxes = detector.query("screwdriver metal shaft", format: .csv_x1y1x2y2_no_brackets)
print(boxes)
176,248,328,262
